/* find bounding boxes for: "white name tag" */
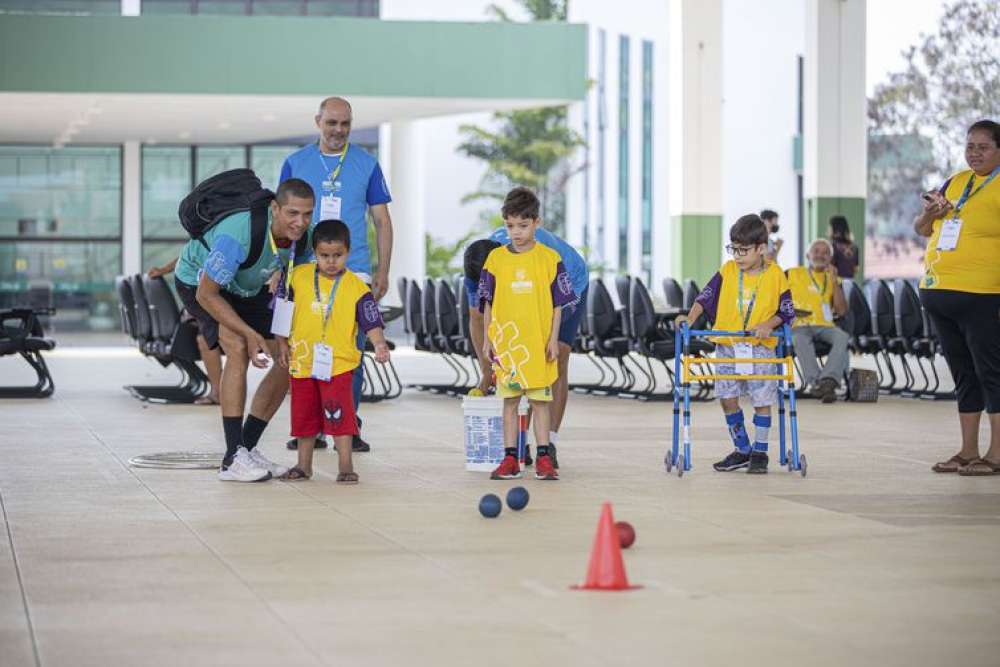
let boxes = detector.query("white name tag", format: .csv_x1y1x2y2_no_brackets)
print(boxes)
733,342,754,376
320,194,342,220
936,218,962,251
311,342,333,381
822,303,833,323
270,297,294,337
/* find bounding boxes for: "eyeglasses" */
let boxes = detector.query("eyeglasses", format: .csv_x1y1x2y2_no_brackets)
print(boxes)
726,244,755,257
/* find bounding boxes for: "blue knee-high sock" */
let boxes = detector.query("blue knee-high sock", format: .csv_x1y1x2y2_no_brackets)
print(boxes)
725,411,751,453
752,414,771,452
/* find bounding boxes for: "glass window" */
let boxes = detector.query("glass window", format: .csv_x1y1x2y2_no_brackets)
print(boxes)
140,0,201,14
195,146,246,183
617,35,630,272
142,146,192,240
195,1,250,14
306,0,378,16
596,29,606,265
139,0,379,16
251,145,300,192
250,0,304,14
641,40,653,284
0,1,120,14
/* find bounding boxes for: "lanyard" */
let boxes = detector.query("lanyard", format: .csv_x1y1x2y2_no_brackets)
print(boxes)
955,165,1000,213
313,268,343,334
808,270,828,297
738,268,763,331
317,142,350,185
268,232,296,296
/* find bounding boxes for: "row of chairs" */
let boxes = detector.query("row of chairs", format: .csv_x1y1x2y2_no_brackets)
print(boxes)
0,307,57,398
116,274,210,404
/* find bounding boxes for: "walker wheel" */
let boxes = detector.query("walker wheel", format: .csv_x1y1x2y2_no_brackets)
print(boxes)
665,454,673,474
677,454,685,478
787,455,794,473
799,454,808,477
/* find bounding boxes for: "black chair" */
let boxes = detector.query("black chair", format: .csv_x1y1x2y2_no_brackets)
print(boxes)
890,279,949,399
628,277,677,400
404,278,464,393
397,277,410,335
435,279,476,391
581,278,636,395
662,277,684,309
117,275,209,404
861,279,899,393
0,308,56,398
682,279,701,309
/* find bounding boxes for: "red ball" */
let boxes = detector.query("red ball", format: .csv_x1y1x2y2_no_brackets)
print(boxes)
615,521,635,549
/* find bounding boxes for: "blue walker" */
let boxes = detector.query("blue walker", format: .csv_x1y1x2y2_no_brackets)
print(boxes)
667,323,807,477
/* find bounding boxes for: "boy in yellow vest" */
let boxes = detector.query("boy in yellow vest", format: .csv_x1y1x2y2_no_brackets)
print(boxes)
276,220,390,483
479,187,576,481
678,214,796,474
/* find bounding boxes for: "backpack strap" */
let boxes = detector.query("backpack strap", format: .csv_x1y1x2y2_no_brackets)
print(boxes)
239,203,269,270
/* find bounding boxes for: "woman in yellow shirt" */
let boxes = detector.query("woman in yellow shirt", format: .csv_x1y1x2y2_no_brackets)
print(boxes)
916,119,1000,476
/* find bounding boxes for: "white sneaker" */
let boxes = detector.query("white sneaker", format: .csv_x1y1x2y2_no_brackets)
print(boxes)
247,448,289,478
218,447,272,482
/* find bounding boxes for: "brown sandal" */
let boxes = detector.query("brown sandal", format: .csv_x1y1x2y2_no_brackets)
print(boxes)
957,458,1000,477
281,466,311,481
336,471,359,485
932,454,976,473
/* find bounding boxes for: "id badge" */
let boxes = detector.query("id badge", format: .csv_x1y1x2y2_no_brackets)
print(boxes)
270,297,294,337
821,303,833,323
733,342,754,376
936,218,962,251
320,193,342,220
311,343,333,381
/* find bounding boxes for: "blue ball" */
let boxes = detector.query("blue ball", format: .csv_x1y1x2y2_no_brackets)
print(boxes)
479,493,502,518
506,486,530,511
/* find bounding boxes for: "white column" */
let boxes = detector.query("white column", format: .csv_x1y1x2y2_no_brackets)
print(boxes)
121,0,140,16
383,121,426,307
121,140,142,276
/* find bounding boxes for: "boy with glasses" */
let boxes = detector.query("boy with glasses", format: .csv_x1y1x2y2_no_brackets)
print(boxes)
676,214,796,474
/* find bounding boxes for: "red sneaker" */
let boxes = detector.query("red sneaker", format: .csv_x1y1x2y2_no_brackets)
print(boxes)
490,455,522,480
535,454,559,480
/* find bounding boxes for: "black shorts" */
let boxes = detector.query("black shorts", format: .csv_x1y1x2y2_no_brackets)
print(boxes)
175,278,274,350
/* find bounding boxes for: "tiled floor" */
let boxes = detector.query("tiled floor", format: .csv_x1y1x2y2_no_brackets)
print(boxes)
1,345,998,666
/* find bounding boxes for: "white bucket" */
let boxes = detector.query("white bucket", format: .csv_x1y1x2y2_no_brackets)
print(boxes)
462,396,527,471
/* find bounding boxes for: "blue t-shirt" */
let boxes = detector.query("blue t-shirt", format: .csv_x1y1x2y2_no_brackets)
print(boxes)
175,210,303,298
279,143,391,277
489,227,588,297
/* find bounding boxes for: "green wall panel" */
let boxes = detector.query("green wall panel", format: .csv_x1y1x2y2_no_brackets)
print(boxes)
672,214,723,286
805,196,866,278
0,15,587,100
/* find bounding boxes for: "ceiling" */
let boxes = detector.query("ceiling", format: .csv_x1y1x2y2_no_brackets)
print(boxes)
0,92,570,146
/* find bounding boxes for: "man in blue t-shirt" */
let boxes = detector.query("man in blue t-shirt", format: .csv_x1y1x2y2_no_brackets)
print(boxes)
175,178,314,483
462,223,589,466
279,96,394,453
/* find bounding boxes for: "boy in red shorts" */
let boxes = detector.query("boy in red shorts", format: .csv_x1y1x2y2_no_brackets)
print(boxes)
276,219,390,483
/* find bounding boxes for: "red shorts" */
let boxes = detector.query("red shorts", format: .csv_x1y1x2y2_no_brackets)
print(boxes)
289,373,358,438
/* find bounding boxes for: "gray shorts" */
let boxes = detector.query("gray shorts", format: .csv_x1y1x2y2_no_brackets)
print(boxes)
713,343,779,407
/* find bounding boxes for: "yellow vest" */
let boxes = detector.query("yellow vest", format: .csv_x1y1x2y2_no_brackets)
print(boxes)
788,267,838,328
711,260,789,348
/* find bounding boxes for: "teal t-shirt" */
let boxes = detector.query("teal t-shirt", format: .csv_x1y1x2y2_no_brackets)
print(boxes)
175,210,307,298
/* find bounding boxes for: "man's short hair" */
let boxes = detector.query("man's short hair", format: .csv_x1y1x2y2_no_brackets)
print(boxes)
501,186,541,220
968,119,1000,145
318,96,353,117
313,219,350,250
759,209,779,222
730,214,769,246
464,239,501,281
275,178,314,206
809,238,834,255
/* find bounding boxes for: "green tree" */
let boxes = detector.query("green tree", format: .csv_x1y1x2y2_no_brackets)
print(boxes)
459,0,584,235
425,231,478,279
868,0,999,239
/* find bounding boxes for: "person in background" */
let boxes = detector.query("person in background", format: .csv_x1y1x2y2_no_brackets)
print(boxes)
760,209,783,265
828,215,859,279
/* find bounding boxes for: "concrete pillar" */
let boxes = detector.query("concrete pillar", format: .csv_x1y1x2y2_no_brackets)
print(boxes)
121,0,140,16
382,121,425,307
669,0,723,286
804,0,867,275
121,140,142,276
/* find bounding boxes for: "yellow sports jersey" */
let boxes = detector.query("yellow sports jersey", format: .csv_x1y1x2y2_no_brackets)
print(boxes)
287,264,373,379
712,260,790,348
788,267,839,328
481,244,574,391
921,168,1000,294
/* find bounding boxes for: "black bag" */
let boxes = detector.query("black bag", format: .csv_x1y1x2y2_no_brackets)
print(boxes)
847,368,879,402
177,168,274,270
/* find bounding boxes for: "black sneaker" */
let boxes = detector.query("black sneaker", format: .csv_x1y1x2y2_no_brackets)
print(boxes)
817,378,838,404
523,444,533,466
549,443,559,469
352,434,371,452
713,450,751,472
286,436,328,451
747,451,769,474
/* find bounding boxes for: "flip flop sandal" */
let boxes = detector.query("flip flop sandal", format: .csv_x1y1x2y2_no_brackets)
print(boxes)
932,454,976,473
957,458,1000,477
281,466,311,481
336,472,359,485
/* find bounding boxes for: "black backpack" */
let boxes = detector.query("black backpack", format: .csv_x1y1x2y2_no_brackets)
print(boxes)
178,168,275,270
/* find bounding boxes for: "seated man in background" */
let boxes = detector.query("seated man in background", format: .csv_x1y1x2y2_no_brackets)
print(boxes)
788,239,850,403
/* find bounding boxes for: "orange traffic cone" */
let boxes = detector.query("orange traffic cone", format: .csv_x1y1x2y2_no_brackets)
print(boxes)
572,502,640,591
